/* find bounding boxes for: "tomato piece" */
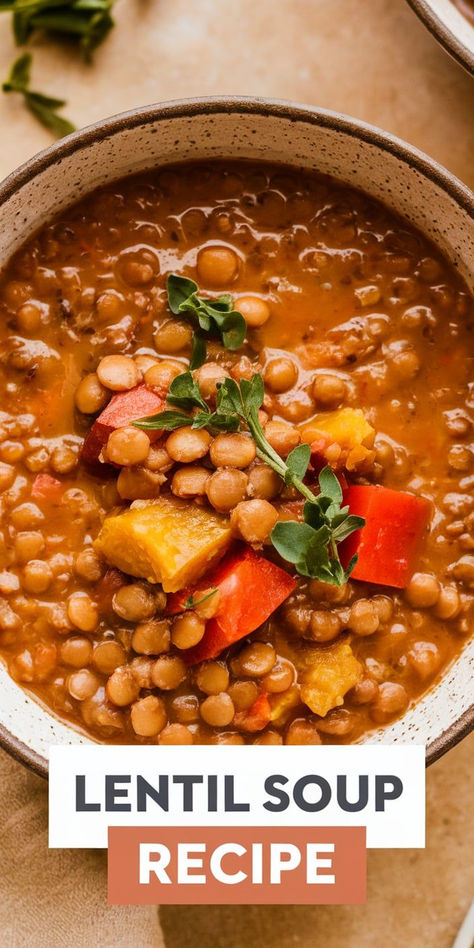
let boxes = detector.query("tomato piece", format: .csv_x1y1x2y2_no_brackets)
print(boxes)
167,545,297,663
31,473,62,502
340,485,431,588
81,384,165,465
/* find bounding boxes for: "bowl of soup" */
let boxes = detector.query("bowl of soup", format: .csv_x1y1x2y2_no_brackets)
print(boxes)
406,0,474,73
0,97,472,777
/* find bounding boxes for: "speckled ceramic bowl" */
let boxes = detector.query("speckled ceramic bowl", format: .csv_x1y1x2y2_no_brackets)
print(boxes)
0,97,472,777
406,0,474,73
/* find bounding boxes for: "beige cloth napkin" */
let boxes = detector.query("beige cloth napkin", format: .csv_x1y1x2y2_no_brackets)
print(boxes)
0,750,164,948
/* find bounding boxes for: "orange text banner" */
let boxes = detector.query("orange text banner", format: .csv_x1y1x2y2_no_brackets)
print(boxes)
108,825,366,905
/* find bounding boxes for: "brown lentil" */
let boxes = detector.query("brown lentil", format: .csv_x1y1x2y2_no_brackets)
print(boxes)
206,469,248,513
200,692,235,727
131,695,167,736
230,499,278,543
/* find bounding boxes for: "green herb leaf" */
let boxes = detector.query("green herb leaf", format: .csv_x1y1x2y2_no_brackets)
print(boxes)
25,88,67,109
297,525,333,580
29,10,93,33
342,554,359,580
166,371,208,412
133,371,242,435
286,444,311,482
302,499,326,531
318,465,343,505
2,50,31,87
183,588,218,611
2,53,75,138
189,333,207,370
270,521,317,565
332,514,365,543
197,411,240,432
6,0,114,59
167,274,198,313
12,10,31,44
220,310,246,350
240,374,264,415
133,410,191,432
25,92,76,136
206,294,233,314
216,377,244,417
166,273,246,354
81,8,113,60
14,0,72,11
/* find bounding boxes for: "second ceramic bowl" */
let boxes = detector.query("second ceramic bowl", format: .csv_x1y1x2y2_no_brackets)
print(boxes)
406,0,474,73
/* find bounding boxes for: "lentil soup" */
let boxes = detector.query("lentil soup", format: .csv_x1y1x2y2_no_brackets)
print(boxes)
0,161,472,747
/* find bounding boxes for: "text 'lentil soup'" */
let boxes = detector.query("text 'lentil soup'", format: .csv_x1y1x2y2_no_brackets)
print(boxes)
0,161,472,747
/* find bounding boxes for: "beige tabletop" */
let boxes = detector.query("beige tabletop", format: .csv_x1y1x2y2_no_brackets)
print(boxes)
0,1,472,946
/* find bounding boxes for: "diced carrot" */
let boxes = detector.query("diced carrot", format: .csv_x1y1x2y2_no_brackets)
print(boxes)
168,545,297,664
32,642,58,681
31,473,62,502
233,694,272,732
81,384,165,465
94,568,126,614
277,499,305,521
309,434,333,472
340,485,431,588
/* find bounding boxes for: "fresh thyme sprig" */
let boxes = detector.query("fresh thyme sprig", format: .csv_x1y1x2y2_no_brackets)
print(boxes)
133,370,241,434
166,274,246,370
134,372,364,585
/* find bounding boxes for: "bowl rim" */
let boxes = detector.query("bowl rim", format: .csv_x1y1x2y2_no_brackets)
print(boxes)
405,0,474,74
2,700,473,779
0,94,472,779
0,96,473,217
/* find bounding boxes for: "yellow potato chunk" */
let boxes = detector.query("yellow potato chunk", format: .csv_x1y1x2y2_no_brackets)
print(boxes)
299,641,362,717
269,686,301,725
300,408,375,450
94,497,232,592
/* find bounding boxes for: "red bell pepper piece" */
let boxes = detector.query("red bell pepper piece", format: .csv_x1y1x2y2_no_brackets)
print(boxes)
31,473,62,502
340,485,431,588
81,384,165,465
233,694,272,732
167,546,297,664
